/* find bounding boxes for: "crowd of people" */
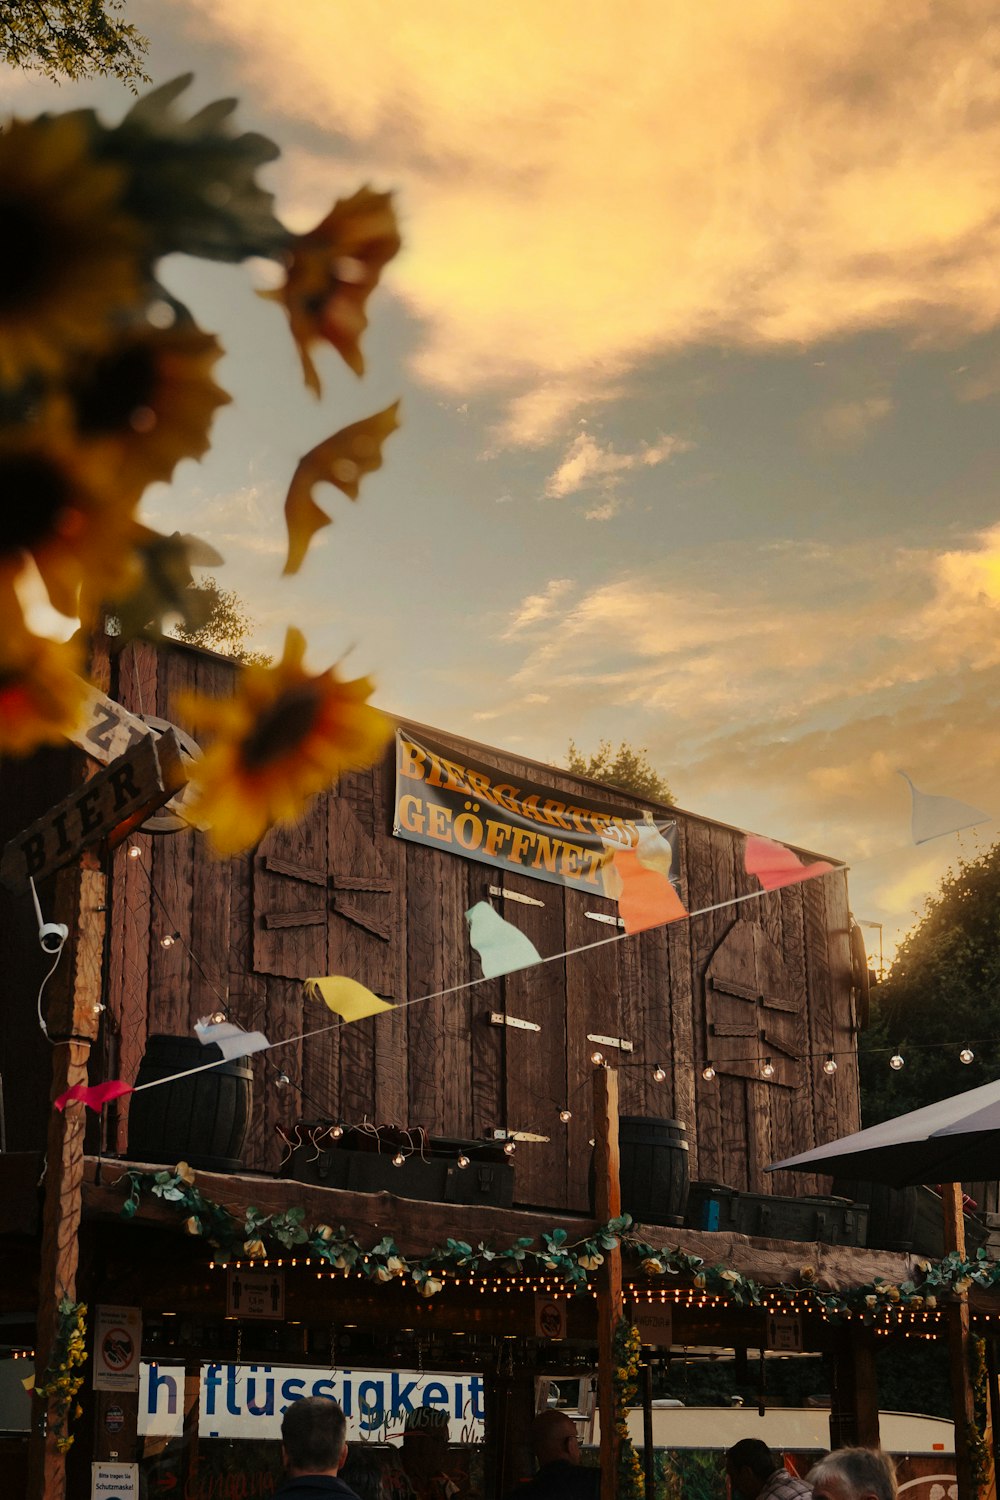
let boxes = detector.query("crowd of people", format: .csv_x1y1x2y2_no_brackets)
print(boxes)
272,1396,903,1500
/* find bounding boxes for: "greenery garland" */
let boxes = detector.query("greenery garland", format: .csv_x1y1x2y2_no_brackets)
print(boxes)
35,1298,87,1454
613,1317,645,1499
120,1165,1000,1321
968,1334,992,1494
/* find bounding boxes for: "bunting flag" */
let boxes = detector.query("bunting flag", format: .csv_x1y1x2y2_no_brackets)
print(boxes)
54,1079,133,1113
744,834,835,891
897,771,990,845
466,901,542,978
304,975,394,1022
194,1019,270,1061
611,847,688,934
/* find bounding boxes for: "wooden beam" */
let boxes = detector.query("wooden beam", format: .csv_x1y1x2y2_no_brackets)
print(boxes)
943,1181,978,1500
27,862,106,1500
592,1065,623,1500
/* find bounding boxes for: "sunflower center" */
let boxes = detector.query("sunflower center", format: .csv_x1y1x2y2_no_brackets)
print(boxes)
0,454,75,554
0,199,50,310
241,685,323,771
73,344,158,435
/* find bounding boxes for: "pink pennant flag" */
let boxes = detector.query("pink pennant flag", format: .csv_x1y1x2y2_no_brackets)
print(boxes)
744,834,835,891
54,1079,133,1113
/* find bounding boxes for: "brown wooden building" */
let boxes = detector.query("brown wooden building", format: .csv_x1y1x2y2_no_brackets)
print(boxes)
0,633,970,1500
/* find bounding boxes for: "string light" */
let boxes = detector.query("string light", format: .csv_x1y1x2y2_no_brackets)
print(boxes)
823,1054,838,1075
456,1154,470,1169
274,1073,291,1090
159,932,179,949
652,1065,666,1083
329,1124,344,1139
127,845,142,860
559,1109,572,1123
890,1053,905,1070
960,1047,975,1065
590,1050,604,1066
391,1151,405,1167
211,1010,227,1025
702,1065,716,1082
761,1057,775,1079
503,1140,516,1156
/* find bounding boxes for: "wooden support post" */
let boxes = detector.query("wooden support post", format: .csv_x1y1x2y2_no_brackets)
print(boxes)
27,860,106,1500
593,1064,623,1500
943,1182,978,1500
829,1325,879,1450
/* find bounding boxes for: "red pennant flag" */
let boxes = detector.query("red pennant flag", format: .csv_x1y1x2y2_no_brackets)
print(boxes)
54,1080,133,1113
744,834,834,891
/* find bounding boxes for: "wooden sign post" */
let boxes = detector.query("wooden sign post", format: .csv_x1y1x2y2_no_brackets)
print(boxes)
592,1065,623,1500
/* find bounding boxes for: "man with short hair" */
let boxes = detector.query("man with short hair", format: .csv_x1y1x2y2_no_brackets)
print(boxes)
808,1447,898,1500
726,1438,811,1500
506,1409,600,1499
275,1396,361,1499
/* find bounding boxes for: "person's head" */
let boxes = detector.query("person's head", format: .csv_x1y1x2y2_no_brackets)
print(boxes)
726,1438,780,1500
281,1396,348,1477
339,1444,388,1500
401,1405,451,1478
809,1448,898,1500
533,1408,581,1467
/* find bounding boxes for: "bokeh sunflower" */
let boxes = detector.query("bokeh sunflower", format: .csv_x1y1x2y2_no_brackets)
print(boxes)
0,115,143,388
178,627,392,855
0,623,86,755
69,321,231,499
0,420,140,619
263,186,400,394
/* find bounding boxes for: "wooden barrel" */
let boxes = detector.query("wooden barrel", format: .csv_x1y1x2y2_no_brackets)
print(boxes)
127,1034,253,1173
618,1117,689,1227
832,1177,918,1251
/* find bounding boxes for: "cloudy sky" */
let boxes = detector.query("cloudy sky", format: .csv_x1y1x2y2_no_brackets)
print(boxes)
7,0,1000,960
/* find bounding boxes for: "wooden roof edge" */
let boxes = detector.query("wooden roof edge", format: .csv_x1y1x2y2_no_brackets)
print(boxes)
75,1158,962,1297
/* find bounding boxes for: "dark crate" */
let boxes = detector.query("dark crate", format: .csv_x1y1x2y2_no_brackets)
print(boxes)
280,1125,514,1208
685,1181,868,1246
832,1177,990,1258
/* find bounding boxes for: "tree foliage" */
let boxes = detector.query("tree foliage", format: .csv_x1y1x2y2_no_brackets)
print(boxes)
859,841,1000,1127
170,576,270,666
0,0,148,86
565,738,674,804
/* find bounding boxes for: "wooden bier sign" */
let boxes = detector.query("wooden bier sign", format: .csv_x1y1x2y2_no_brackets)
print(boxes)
0,731,187,890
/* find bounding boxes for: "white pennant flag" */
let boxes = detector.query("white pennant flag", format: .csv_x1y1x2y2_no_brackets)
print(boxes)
898,771,990,845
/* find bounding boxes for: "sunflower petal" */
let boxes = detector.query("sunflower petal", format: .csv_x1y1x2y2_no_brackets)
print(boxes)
283,402,401,575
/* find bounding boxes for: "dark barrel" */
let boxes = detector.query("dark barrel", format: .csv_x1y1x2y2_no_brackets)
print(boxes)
832,1178,918,1252
618,1116,689,1227
127,1034,253,1173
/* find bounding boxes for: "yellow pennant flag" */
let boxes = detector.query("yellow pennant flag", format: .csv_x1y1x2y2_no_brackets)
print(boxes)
304,976,394,1023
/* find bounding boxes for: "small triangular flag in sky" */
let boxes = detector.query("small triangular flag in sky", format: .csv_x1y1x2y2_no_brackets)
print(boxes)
304,975,394,1022
897,771,990,845
54,1080,133,1113
466,901,542,979
744,834,835,891
194,1020,270,1061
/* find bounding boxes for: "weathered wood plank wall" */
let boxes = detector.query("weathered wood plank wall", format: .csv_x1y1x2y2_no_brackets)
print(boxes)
3,636,863,1208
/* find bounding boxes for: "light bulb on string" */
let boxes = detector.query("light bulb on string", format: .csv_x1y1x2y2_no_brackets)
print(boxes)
890,1053,905,1071
503,1140,516,1156
159,932,179,949
211,1011,227,1026
457,1154,470,1169
823,1054,838,1075
559,1109,572,1123
274,1072,291,1090
652,1065,666,1083
590,1051,604,1066
329,1124,344,1140
761,1057,775,1079
960,1047,975,1065
702,1065,716,1082
127,845,142,860
392,1151,405,1167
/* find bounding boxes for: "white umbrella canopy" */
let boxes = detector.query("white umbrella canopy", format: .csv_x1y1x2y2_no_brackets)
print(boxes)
768,1076,1000,1187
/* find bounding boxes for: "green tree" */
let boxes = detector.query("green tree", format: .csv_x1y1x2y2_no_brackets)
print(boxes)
171,576,270,666
859,842,1000,1127
565,738,674,804
1,1,148,86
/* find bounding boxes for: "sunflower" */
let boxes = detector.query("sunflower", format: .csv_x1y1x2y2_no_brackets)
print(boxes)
0,622,86,755
262,186,400,394
69,321,231,499
0,419,140,619
178,627,392,855
0,114,143,388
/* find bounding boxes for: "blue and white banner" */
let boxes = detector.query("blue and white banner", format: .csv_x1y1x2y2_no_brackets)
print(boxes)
139,1362,486,1444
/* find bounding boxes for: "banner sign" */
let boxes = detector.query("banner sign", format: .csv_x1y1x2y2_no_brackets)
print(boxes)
141,1362,486,1443
393,729,680,899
